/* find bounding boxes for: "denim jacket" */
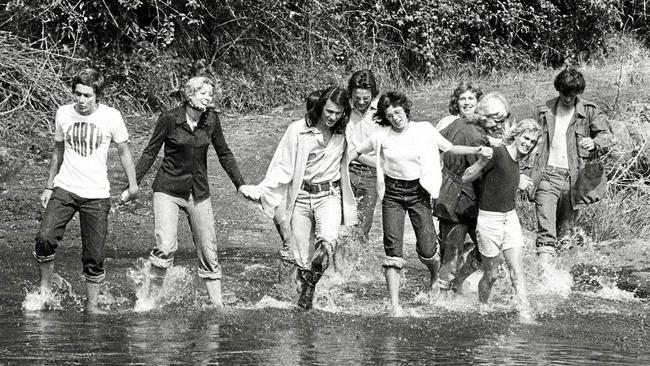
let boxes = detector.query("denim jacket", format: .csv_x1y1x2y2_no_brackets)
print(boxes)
524,97,615,209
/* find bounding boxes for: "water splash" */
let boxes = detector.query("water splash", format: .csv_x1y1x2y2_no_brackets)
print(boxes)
128,258,198,312
21,273,79,311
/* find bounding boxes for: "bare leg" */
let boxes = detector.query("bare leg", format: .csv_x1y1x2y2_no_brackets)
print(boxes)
385,267,404,316
85,282,106,314
478,255,500,303
39,262,54,297
204,278,224,307
148,265,166,304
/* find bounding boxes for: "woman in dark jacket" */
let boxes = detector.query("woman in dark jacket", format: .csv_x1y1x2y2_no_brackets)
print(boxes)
122,75,254,308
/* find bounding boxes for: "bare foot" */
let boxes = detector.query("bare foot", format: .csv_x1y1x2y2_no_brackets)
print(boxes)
389,304,406,317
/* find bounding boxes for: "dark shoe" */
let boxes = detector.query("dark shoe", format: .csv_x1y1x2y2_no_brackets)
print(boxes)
297,281,315,310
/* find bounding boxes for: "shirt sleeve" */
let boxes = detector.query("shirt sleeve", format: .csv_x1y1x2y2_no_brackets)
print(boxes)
258,125,297,215
429,124,453,152
211,113,245,189
133,111,170,185
54,109,64,142
111,110,130,144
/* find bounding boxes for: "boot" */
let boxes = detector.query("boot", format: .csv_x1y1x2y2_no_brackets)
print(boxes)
297,269,315,310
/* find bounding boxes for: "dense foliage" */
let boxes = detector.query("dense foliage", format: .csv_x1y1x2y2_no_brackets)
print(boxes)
1,0,648,113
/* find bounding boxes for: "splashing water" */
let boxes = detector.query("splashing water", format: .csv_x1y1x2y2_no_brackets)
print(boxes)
128,258,198,312
22,273,81,311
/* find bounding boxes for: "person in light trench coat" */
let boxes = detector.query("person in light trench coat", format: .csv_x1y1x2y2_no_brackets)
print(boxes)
241,86,357,310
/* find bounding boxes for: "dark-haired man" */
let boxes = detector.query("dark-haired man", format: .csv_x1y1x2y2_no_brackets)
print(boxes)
33,68,138,313
526,68,614,263
345,69,381,238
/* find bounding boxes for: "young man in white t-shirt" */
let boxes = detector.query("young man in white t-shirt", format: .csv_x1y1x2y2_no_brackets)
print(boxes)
33,68,138,313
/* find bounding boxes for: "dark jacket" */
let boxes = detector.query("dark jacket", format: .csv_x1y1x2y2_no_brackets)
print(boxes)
134,106,244,201
524,97,615,209
433,117,489,222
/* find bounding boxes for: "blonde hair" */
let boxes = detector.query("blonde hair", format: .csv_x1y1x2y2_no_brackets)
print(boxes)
184,76,215,100
474,91,510,121
503,118,542,145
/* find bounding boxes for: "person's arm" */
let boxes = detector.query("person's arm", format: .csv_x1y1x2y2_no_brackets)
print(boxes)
587,108,615,152
462,155,491,183
117,142,139,202
211,113,245,190
40,141,64,208
133,112,170,184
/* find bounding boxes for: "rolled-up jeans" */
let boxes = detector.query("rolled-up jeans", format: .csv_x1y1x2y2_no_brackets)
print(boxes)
290,187,342,270
534,166,577,254
150,192,221,279
33,187,111,283
348,163,379,237
382,176,437,261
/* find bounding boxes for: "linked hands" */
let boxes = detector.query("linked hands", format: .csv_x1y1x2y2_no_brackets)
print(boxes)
478,146,494,160
119,186,139,204
238,184,261,202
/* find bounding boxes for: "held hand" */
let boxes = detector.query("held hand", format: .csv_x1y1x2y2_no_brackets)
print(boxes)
239,185,261,201
120,186,139,204
40,189,53,208
478,146,494,159
579,137,596,151
519,174,533,192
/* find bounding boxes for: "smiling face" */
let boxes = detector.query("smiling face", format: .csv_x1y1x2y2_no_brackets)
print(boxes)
457,90,478,117
385,105,409,132
188,83,214,111
351,88,373,114
514,131,539,158
318,99,344,128
73,84,98,116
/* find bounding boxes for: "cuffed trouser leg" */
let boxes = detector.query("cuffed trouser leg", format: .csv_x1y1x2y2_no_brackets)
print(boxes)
382,256,406,269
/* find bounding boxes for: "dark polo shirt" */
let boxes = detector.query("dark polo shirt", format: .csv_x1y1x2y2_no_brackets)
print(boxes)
134,106,244,201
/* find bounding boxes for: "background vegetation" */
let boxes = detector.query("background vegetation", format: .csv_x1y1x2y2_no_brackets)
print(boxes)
1,0,649,241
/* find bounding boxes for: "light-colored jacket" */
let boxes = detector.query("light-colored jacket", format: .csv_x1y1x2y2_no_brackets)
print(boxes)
258,119,357,225
358,122,451,199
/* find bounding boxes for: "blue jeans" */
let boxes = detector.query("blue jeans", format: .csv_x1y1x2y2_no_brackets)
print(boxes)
290,187,342,270
349,163,379,238
151,192,221,279
34,187,111,283
382,176,437,260
534,166,577,253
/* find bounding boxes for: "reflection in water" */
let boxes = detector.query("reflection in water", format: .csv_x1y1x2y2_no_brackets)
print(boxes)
1,234,649,364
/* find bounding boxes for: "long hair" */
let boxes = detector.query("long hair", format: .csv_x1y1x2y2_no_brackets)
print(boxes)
502,118,542,145
347,69,379,98
375,91,412,127
466,91,510,126
305,86,350,134
448,81,482,115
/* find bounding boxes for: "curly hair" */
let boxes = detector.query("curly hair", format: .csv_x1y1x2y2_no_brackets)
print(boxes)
448,81,483,115
502,118,542,145
375,91,412,127
305,86,350,134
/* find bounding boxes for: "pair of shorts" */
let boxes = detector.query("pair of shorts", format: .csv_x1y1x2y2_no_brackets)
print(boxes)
476,209,524,258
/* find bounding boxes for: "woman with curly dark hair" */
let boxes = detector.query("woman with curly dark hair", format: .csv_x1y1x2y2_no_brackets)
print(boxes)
350,91,491,316
437,81,483,131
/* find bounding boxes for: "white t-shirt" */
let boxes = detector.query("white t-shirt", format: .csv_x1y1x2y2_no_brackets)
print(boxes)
53,103,129,198
547,108,574,169
381,128,423,180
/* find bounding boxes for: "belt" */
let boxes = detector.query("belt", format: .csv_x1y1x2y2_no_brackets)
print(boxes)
350,163,376,171
545,165,570,175
301,179,340,194
384,175,420,188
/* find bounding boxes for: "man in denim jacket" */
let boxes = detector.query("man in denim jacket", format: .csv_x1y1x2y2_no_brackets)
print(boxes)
524,68,615,262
